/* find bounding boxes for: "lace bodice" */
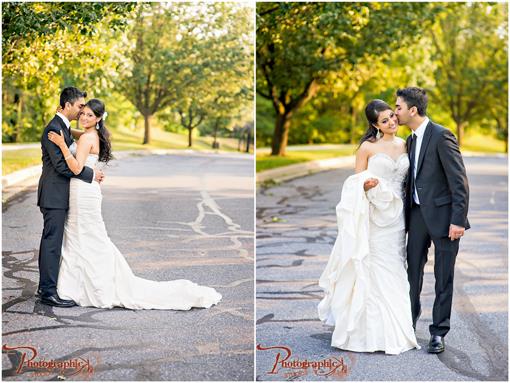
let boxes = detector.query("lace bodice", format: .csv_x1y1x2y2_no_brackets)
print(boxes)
69,142,77,155
367,153,409,198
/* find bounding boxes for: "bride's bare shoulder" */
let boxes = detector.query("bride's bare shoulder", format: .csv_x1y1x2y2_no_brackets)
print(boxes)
78,132,98,141
358,140,375,154
396,136,407,151
77,132,99,148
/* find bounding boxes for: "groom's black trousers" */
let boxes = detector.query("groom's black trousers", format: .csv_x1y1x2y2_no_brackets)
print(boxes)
407,204,459,337
38,207,67,297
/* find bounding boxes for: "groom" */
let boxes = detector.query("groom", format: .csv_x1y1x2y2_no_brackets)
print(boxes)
37,87,105,307
396,87,470,354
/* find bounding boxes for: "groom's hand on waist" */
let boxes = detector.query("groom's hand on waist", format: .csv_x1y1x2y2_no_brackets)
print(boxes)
94,168,105,183
448,224,465,241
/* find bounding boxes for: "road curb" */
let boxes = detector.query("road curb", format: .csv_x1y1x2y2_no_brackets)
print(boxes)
257,156,356,185
2,165,41,188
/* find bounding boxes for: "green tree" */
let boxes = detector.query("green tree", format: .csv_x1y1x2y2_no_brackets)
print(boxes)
117,2,252,145
2,2,134,56
176,99,207,147
428,2,508,146
2,2,135,142
256,2,439,155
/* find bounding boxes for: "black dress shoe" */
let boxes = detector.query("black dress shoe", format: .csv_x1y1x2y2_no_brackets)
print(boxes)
427,335,445,353
40,294,77,308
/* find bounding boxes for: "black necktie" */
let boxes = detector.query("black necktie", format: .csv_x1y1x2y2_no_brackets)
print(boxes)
409,133,417,205
409,133,417,167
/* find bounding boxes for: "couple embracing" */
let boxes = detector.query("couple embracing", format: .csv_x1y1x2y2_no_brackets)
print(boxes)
318,87,470,355
36,87,222,310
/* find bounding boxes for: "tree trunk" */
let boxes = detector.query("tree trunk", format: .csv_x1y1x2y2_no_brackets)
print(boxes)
238,134,243,151
494,116,507,153
213,119,219,146
271,112,291,156
143,114,151,145
270,80,318,156
350,105,357,144
245,127,251,153
14,92,23,143
188,126,193,147
455,121,465,147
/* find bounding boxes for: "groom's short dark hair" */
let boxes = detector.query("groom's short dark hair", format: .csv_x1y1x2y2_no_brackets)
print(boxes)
396,87,427,116
60,87,87,108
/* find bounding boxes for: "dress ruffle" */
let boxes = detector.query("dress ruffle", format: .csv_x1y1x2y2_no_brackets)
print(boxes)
318,170,419,355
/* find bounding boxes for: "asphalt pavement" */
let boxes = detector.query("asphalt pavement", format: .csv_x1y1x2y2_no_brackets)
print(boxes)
256,156,508,381
2,152,254,381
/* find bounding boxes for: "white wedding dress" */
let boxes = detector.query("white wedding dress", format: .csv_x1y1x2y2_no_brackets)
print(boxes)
318,152,419,355
57,147,222,310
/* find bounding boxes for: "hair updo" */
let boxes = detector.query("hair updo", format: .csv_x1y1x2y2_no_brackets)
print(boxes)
358,99,392,147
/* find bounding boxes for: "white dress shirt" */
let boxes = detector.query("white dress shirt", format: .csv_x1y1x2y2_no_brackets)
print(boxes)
56,112,71,131
412,117,429,204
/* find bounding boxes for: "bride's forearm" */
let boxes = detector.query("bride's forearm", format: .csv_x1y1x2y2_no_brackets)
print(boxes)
70,128,85,139
60,145,82,175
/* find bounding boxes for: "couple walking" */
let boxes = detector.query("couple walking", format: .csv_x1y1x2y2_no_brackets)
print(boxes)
318,87,470,355
36,87,222,311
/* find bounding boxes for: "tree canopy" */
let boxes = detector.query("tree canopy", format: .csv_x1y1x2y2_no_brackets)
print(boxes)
256,2,507,154
2,2,254,147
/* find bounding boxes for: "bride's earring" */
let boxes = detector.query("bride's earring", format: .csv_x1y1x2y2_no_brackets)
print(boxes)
96,122,100,130
376,129,381,140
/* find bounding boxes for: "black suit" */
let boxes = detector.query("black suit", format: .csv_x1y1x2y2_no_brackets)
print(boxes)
405,119,470,337
37,115,94,296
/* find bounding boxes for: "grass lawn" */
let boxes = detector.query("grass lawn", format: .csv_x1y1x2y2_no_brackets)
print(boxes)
461,132,507,153
109,124,243,152
2,148,42,175
256,147,356,172
2,126,249,175
256,133,507,172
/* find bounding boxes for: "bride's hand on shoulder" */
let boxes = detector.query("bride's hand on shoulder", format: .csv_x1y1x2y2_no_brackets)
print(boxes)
48,130,66,147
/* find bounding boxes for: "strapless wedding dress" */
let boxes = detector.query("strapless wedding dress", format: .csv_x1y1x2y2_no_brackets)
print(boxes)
318,152,419,354
57,149,222,310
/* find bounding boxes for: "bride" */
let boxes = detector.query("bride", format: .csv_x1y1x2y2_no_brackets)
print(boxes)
317,99,419,354
47,98,222,310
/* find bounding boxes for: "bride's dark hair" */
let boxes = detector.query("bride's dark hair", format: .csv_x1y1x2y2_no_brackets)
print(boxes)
86,99,113,163
358,99,393,147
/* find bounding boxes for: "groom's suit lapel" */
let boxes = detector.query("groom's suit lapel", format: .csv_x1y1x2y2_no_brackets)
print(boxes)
54,115,73,147
416,120,434,177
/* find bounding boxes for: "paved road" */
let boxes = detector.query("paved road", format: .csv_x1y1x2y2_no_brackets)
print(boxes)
256,156,507,381
2,143,40,151
2,152,254,381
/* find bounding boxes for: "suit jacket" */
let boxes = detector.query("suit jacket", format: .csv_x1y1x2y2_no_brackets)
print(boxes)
404,120,470,238
37,115,94,209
